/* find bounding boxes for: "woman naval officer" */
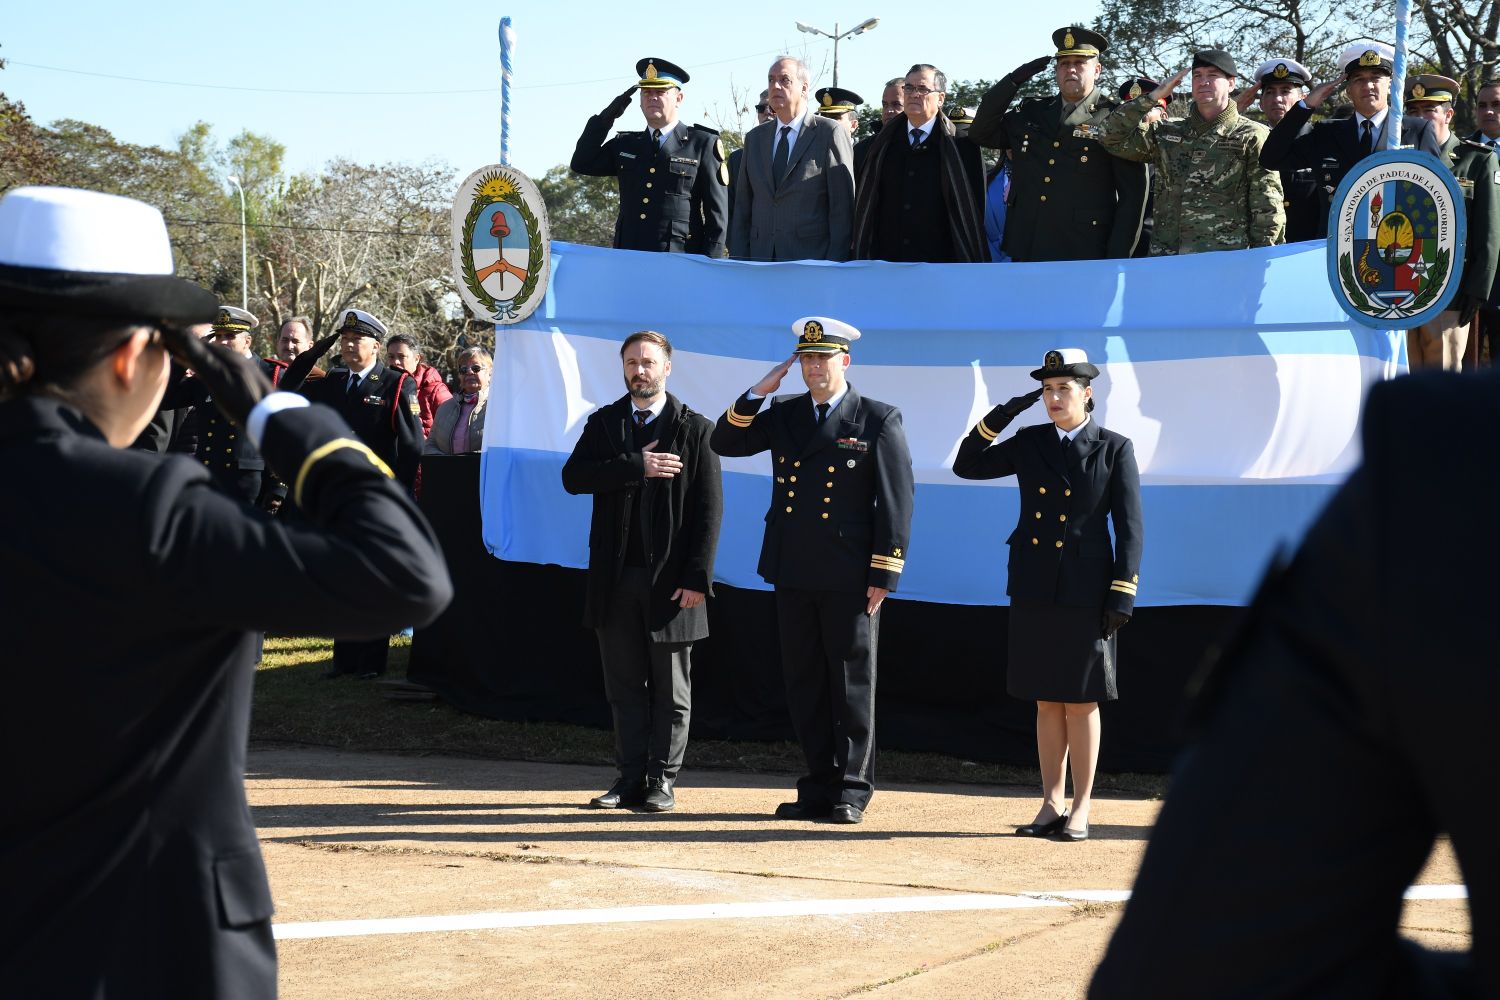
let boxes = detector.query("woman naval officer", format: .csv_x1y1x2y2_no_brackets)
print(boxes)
953,349,1143,842
0,187,452,998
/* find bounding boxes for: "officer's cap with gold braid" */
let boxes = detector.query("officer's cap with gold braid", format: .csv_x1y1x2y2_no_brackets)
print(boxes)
1053,26,1108,59
1252,58,1311,88
336,308,389,341
211,304,259,334
1406,74,1459,106
1338,41,1394,77
636,58,690,90
1118,76,1165,103
815,87,863,117
949,105,977,126
791,315,861,356
1031,348,1099,381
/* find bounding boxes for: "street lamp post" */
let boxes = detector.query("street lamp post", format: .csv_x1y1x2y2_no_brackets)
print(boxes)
226,175,248,310
794,16,879,87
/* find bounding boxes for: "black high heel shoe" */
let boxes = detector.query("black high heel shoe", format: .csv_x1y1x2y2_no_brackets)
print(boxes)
1014,811,1070,837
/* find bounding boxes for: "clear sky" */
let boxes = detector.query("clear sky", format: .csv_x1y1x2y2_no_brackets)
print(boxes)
3,1,1103,182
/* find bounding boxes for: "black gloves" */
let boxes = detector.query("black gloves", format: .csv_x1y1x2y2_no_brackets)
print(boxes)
1458,293,1481,326
604,86,638,119
1010,56,1052,83
160,325,272,428
998,388,1044,418
277,330,342,394
1102,610,1131,639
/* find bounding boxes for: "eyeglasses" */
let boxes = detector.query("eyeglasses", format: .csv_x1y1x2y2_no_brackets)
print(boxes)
754,103,771,114
901,85,940,97
458,364,488,374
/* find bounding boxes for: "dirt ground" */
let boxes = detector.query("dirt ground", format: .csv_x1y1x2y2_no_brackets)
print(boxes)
249,748,1469,999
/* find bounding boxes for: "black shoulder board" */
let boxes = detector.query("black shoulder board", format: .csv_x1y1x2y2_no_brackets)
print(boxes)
691,122,720,136
1460,138,1498,156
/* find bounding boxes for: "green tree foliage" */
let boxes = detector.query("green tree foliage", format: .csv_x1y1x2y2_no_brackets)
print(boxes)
535,164,618,248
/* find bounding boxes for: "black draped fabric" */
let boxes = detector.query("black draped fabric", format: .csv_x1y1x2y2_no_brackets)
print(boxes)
410,454,1239,773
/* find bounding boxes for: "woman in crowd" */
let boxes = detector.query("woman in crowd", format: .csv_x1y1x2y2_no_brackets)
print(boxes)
425,346,491,455
0,185,452,997
952,349,1142,842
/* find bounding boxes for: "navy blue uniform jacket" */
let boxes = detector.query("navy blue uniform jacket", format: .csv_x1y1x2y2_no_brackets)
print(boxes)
710,385,913,593
953,406,1142,615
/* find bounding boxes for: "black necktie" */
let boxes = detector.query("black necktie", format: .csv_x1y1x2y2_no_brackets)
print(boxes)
910,128,924,147
1060,432,1073,461
652,128,662,147
816,402,830,425
772,126,791,185
346,374,361,398
634,410,650,429
1359,120,1374,158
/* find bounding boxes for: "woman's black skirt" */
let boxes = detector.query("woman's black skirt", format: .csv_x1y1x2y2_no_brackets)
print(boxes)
1007,599,1118,703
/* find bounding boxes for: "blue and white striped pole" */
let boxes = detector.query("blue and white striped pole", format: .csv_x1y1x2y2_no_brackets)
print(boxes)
1387,0,1410,149
499,17,515,166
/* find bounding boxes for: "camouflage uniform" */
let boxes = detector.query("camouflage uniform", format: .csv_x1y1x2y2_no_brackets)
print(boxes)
1100,96,1284,254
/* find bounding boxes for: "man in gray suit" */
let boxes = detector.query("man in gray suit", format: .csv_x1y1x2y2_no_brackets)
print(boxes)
730,56,856,261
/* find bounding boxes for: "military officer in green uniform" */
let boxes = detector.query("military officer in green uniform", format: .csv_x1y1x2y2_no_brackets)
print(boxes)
968,26,1147,262
710,317,914,826
1242,58,1322,243
1407,74,1500,370
1100,49,1284,254
571,58,729,258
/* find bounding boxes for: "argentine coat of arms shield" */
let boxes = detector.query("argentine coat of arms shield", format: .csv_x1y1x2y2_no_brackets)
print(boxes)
451,165,551,324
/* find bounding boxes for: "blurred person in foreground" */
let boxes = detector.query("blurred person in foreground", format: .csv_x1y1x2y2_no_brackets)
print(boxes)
0,185,451,998
1091,368,1500,997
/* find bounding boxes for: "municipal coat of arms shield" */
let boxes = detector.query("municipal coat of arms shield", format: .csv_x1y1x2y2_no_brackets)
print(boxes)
1327,150,1466,330
451,165,552,324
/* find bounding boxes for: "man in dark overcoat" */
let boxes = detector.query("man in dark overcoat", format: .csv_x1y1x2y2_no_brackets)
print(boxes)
562,330,723,812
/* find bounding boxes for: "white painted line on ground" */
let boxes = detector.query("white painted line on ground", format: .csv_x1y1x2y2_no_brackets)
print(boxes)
271,884,1468,940
272,894,1067,940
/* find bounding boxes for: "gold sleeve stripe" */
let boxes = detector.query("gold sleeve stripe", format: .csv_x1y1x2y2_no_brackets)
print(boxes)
1110,582,1138,595
723,408,754,428
870,555,906,572
293,438,394,507
976,419,998,441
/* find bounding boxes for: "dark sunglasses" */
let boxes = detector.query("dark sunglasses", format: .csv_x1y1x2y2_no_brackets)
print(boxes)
457,364,488,374
754,103,771,114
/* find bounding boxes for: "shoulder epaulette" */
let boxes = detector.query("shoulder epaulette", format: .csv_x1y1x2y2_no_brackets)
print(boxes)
691,122,720,135
1460,138,1498,156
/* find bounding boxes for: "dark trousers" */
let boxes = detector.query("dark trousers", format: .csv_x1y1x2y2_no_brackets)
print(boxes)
774,587,878,810
596,567,693,780
1478,306,1500,368
331,637,389,676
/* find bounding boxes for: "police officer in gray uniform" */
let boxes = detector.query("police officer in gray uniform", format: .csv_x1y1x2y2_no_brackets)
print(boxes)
571,58,729,258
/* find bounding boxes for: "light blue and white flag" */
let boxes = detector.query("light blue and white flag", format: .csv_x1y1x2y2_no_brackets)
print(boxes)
480,242,1402,607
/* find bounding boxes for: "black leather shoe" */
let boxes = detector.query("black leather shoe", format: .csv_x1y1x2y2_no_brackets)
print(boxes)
642,776,676,812
1015,811,1069,837
1055,821,1089,842
774,801,832,820
830,803,864,825
590,776,645,809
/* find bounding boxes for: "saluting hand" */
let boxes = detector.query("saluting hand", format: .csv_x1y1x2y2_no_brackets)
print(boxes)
1235,80,1262,114
750,355,797,398
1152,68,1190,104
997,388,1044,418
1304,75,1344,111
605,85,638,119
641,440,683,479
277,329,342,394
160,324,273,428
1011,55,1052,82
